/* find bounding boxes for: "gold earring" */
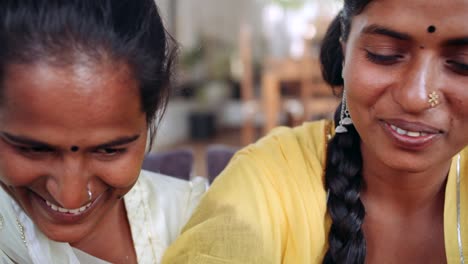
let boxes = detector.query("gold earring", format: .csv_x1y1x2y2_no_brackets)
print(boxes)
428,91,439,108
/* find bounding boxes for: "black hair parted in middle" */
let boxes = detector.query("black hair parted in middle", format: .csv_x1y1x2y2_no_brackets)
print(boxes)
0,0,177,148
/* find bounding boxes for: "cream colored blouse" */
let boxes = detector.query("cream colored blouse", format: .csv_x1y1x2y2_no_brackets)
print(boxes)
0,170,208,264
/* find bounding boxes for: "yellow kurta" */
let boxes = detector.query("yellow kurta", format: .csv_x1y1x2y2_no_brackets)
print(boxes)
163,120,468,264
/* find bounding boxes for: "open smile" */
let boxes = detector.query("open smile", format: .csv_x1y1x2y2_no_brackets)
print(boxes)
381,120,442,150
45,200,92,215
389,124,429,137
31,191,101,223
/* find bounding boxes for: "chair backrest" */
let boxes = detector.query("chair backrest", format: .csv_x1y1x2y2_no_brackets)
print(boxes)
142,149,194,181
205,144,238,184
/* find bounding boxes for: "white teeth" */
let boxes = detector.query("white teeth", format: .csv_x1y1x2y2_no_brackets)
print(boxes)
390,124,423,137
69,209,80,214
396,127,407,135
45,200,92,215
407,131,421,137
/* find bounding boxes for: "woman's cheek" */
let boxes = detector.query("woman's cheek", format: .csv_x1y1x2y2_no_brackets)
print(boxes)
0,153,39,186
445,86,468,119
94,156,143,190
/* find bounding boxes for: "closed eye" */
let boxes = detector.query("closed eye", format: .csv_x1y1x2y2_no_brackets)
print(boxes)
365,50,404,65
13,145,55,158
446,60,468,76
94,148,127,156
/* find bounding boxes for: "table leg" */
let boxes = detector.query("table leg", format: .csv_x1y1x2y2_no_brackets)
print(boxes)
262,72,280,135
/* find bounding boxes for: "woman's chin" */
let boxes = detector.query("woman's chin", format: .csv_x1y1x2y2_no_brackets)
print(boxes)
35,221,92,244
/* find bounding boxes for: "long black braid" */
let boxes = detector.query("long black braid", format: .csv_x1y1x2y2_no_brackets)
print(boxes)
319,1,372,263
323,116,365,264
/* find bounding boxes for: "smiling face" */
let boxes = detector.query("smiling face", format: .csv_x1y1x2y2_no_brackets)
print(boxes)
0,59,148,243
342,0,468,173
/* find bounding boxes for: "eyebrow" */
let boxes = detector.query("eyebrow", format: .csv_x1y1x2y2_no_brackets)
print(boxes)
94,135,140,149
362,24,412,41
362,24,468,48
0,132,140,149
0,132,54,148
442,37,468,47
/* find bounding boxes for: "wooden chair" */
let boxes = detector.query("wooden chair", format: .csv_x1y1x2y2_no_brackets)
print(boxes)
239,24,257,145
239,25,339,142
261,55,339,133
300,56,340,122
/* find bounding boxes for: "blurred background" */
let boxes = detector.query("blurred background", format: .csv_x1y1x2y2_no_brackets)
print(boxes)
146,0,343,179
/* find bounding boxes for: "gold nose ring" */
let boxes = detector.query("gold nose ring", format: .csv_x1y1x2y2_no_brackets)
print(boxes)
428,91,440,108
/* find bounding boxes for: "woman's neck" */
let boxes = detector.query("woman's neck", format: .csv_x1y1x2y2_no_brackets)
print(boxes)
360,147,452,214
359,146,450,263
71,199,137,263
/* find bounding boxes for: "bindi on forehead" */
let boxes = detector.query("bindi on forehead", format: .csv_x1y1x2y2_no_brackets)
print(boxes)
427,25,436,33
70,146,79,152
419,25,437,49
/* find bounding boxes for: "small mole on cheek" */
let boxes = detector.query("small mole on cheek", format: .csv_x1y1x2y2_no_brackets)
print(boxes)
427,25,436,33
420,46,425,49
70,146,79,152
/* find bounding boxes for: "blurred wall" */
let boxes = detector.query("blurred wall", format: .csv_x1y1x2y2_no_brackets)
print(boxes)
156,0,263,51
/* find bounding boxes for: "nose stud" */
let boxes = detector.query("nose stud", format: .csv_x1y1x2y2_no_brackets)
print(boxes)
87,187,92,201
428,91,440,108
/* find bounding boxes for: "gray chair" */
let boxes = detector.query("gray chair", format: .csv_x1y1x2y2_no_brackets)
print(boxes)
142,148,194,181
205,145,238,184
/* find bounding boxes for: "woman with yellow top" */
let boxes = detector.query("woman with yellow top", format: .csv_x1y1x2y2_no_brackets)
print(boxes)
163,0,468,263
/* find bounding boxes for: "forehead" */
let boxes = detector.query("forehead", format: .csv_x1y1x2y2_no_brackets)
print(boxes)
0,60,143,131
351,0,468,39
4,59,137,98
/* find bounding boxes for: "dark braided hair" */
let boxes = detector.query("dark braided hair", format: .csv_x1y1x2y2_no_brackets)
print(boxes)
319,1,372,263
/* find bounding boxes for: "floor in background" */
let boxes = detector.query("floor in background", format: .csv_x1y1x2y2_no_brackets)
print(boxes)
158,127,246,177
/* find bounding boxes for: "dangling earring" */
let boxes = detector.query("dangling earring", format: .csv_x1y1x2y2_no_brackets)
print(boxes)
335,71,353,133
